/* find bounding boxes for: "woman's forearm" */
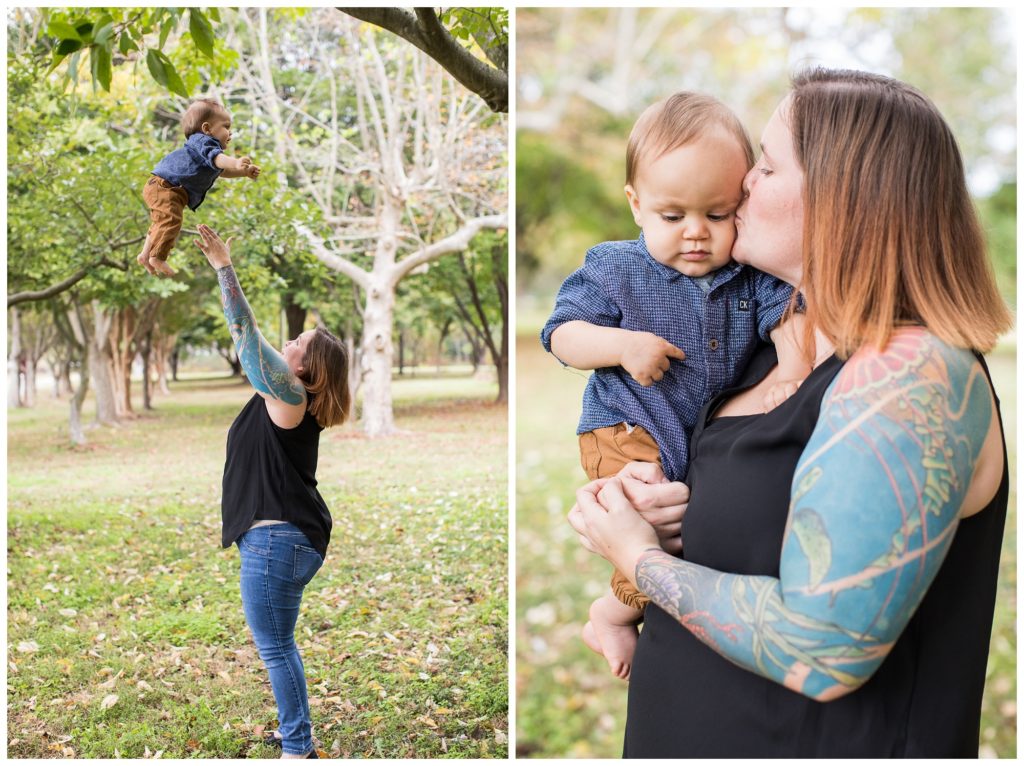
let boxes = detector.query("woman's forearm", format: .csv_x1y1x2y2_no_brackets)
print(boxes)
635,550,883,701
216,266,304,404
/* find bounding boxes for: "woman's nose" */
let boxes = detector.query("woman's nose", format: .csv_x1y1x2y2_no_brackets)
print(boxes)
742,166,758,196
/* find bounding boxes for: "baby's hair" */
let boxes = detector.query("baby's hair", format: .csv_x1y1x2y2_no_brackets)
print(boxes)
181,98,228,138
626,92,755,187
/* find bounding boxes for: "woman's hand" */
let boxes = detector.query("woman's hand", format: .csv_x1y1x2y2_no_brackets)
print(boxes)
617,462,689,554
194,224,234,269
569,478,661,586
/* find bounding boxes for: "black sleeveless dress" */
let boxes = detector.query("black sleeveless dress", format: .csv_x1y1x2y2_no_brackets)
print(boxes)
624,344,1008,758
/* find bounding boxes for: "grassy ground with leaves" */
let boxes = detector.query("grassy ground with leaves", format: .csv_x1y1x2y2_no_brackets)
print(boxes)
516,332,1017,758
8,372,508,759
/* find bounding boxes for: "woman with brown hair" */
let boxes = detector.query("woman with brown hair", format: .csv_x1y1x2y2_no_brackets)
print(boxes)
195,224,351,759
568,69,1011,757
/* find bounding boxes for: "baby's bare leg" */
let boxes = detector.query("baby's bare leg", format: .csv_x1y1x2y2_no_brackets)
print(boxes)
582,587,644,680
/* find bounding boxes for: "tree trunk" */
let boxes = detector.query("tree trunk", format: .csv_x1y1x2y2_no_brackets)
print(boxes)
397,326,405,376
140,330,153,411
154,331,175,395
8,307,23,408
24,360,38,408
345,334,362,414
284,295,307,342
110,306,137,418
495,324,508,404
69,358,89,445
170,347,179,382
360,278,397,436
65,299,91,445
90,302,118,425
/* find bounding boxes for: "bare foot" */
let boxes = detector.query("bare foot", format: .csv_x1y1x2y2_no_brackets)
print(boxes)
137,251,157,275
150,258,176,277
589,593,641,680
581,620,603,656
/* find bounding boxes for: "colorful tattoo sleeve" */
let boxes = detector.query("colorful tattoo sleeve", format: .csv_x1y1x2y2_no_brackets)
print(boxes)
216,266,305,405
635,329,993,700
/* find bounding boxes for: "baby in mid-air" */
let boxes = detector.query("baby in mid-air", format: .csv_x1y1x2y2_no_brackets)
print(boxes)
138,98,260,276
542,91,811,679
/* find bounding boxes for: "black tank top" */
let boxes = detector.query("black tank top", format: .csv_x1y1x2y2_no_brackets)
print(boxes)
221,393,331,558
624,344,1008,757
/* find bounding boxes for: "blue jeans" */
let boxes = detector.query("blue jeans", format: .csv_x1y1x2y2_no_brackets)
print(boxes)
237,523,324,755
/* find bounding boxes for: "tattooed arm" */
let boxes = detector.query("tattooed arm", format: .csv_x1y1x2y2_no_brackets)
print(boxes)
196,225,305,407
573,329,1000,701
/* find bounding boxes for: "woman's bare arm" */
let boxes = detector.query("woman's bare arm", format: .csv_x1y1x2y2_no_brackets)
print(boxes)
611,329,996,700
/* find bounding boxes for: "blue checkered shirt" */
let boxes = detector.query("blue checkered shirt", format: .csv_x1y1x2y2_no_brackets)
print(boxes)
152,133,224,211
541,235,794,482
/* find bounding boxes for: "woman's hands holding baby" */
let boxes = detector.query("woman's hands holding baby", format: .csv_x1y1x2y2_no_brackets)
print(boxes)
569,461,689,584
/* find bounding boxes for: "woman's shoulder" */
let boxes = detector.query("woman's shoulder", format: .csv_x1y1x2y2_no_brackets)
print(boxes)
833,327,984,398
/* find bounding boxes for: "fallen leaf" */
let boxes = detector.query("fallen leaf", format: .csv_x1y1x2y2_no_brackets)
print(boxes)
59,608,78,618
100,694,119,710
16,641,39,654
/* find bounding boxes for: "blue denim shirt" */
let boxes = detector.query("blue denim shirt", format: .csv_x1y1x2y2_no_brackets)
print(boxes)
152,133,224,210
541,234,794,482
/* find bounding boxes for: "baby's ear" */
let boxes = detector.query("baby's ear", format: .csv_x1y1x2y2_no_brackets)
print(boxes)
624,185,643,226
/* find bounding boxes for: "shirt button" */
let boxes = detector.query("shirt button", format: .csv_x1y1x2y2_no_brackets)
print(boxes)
709,339,719,351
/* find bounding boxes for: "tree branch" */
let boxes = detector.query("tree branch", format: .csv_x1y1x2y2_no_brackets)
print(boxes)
293,224,372,290
391,213,507,284
338,7,508,112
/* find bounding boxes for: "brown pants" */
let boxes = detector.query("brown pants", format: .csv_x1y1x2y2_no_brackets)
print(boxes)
579,423,660,611
142,176,189,261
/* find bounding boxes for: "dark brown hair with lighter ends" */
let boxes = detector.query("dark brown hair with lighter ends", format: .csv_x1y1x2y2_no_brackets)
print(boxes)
298,328,351,428
788,68,1012,357
626,92,756,187
181,98,228,138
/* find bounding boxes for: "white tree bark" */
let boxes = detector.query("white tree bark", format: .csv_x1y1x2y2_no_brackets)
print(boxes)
8,307,23,408
89,301,118,425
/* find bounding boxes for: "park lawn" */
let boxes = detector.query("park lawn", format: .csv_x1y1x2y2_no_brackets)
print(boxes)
515,334,1017,758
8,372,508,759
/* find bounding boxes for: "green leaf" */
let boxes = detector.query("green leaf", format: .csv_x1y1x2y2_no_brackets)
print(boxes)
208,7,221,23
158,14,175,49
93,15,115,46
46,20,81,40
146,48,168,87
74,21,94,42
55,38,83,56
92,44,112,92
162,59,190,98
118,32,134,55
189,9,215,59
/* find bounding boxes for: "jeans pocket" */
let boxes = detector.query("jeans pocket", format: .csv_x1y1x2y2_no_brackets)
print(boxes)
292,545,323,585
239,532,271,557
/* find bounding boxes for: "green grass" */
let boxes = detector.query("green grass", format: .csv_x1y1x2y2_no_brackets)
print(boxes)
515,334,1017,758
8,372,508,758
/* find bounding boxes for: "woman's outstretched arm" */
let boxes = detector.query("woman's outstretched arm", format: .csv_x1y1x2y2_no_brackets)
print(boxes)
574,328,999,701
196,225,305,405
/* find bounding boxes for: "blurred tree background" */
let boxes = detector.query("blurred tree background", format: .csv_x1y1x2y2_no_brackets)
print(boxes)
515,7,1016,758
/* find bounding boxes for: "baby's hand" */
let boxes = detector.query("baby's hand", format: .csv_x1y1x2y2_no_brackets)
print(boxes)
762,378,802,412
620,331,685,386
236,156,253,171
